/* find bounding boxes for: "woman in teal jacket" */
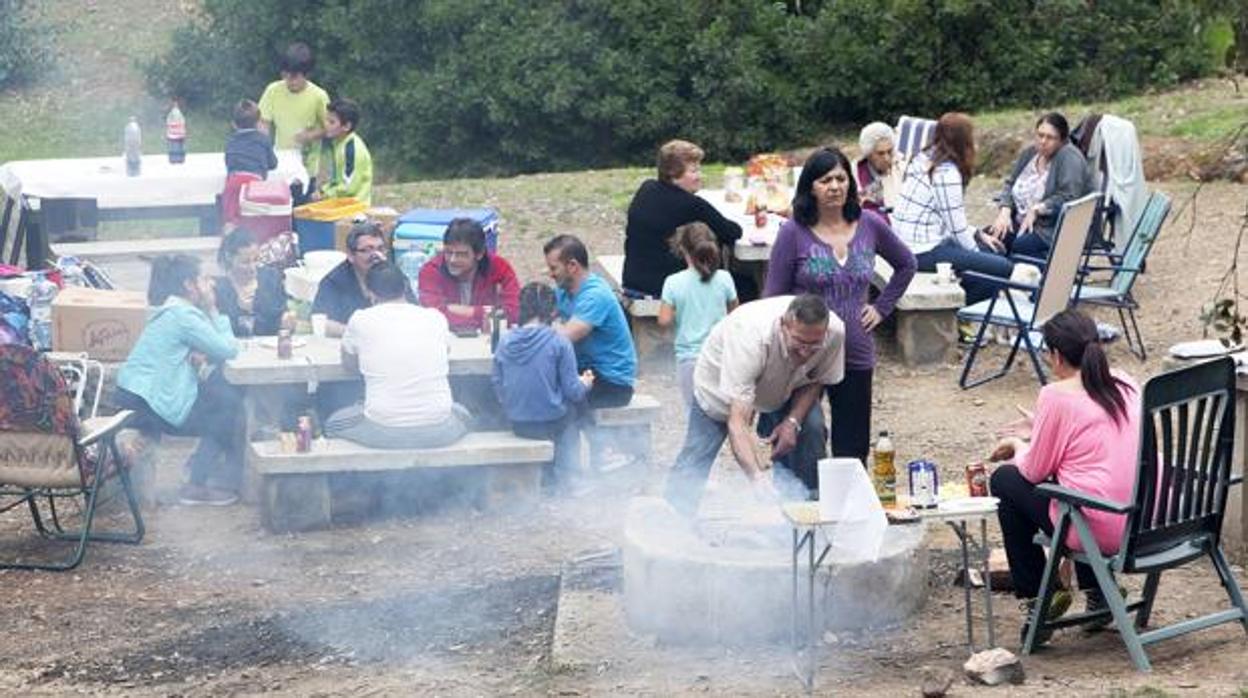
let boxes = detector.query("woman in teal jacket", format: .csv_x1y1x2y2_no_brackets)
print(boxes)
116,254,242,506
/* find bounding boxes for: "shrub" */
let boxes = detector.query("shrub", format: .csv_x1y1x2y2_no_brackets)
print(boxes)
0,0,53,89
144,0,1218,177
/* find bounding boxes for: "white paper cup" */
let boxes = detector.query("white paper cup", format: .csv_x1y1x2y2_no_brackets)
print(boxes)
935,262,954,284
310,313,328,338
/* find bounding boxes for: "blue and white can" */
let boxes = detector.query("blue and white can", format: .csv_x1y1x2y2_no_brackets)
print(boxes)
907,459,940,508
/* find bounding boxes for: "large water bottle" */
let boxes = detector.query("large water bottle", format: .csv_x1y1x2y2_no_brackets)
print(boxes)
124,117,142,177
165,102,186,164
397,245,430,302
28,272,57,351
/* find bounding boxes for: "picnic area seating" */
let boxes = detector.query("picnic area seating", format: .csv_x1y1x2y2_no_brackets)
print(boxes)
0,345,144,571
592,393,661,462
957,193,1099,388
594,254,670,360
871,259,965,367
1022,357,1248,671
249,431,554,532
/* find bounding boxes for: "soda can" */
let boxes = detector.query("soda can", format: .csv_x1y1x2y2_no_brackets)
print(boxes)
754,209,768,228
907,459,939,508
277,329,293,360
296,416,313,453
966,462,989,497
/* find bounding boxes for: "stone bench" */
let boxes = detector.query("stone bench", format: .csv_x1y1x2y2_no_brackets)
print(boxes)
249,431,553,532
591,393,660,462
593,254,671,361
872,258,964,367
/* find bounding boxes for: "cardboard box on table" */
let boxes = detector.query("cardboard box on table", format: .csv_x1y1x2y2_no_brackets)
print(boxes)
52,286,148,361
333,206,400,252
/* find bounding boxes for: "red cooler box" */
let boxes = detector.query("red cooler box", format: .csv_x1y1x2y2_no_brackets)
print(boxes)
239,180,293,242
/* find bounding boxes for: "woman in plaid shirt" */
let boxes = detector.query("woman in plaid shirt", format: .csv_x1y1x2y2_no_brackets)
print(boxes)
891,113,1014,305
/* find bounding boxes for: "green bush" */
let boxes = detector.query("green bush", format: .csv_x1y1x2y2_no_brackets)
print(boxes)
144,0,1217,178
0,0,53,89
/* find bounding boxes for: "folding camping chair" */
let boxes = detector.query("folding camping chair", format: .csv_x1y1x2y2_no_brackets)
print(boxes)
957,193,1099,389
1074,191,1171,361
895,115,936,166
1022,357,1248,671
0,345,144,571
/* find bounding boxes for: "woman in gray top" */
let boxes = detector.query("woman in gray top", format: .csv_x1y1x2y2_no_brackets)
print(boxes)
986,113,1092,258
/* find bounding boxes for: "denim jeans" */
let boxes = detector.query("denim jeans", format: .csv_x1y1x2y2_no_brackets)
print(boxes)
915,237,1014,305
1008,231,1051,259
512,412,582,484
324,403,470,449
663,398,826,517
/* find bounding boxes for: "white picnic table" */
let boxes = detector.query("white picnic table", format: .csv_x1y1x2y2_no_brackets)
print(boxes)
696,188,782,263
222,333,493,385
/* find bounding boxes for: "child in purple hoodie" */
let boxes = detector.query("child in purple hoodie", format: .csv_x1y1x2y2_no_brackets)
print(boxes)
492,282,594,490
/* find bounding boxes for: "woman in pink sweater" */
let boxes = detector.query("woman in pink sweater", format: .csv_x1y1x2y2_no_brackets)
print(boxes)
989,309,1141,644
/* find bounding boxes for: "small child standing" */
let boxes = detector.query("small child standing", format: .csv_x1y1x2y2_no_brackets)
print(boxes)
320,97,374,206
658,222,739,405
225,99,278,177
493,282,594,492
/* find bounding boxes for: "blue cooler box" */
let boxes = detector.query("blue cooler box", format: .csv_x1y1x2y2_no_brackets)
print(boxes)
392,207,501,253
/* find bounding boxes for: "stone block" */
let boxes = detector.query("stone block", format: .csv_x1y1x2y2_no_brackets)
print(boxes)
896,309,958,367
263,474,331,532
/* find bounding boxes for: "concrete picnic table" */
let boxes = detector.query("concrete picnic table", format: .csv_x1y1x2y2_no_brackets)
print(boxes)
222,333,494,385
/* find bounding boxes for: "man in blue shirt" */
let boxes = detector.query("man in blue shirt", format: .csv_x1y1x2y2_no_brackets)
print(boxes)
543,234,637,408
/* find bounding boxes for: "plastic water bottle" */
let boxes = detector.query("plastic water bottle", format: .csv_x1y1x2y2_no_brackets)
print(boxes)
124,117,142,176
397,246,430,301
28,272,57,351
165,102,186,164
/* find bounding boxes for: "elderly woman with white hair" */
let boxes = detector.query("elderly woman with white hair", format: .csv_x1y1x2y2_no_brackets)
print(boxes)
855,122,901,223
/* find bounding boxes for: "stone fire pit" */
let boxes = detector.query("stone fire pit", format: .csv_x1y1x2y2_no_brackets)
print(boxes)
622,495,927,644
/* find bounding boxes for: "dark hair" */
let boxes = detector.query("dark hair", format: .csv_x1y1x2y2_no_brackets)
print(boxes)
218,227,258,268
1036,112,1070,142
518,282,558,325
328,97,361,131
792,147,861,227
543,234,589,268
232,99,260,129
1042,309,1131,424
346,222,386,252
927,112,976,185
671,222,720,282
443,218,487,255
280,42,315,75
147,254,202,306
786,293,829,327
365,262,408,300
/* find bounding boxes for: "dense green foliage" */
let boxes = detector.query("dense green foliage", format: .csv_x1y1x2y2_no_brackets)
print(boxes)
0,0,52,89
145,0,1219,177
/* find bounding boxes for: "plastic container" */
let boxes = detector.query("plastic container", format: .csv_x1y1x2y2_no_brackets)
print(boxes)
240,180,293,241
293,198,368,252
166,103,186,164
124,117,142,177
28,272,58,350
394,207,500,252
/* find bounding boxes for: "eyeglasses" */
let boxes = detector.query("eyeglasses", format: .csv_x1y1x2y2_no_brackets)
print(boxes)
444,249,476,260
352,244,386,255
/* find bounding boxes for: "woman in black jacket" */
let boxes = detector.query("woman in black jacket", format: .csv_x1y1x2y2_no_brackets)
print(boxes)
214,227,288,337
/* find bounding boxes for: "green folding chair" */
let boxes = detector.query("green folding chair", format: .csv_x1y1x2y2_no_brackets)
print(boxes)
1022,357,1248,671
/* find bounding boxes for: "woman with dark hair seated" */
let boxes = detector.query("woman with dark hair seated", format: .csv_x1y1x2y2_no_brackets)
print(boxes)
988,309,1141,645
764,146,915,464
115,255,243,506
986,112,1093,258
214,227,289,337
623,139,754,300
892,112,1014,305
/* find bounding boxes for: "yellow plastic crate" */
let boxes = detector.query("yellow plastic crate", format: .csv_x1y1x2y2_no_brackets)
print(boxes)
293,197,368,222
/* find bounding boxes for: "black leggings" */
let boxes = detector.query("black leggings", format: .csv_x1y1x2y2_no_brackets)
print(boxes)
991,464,1099,598
826,368,872,464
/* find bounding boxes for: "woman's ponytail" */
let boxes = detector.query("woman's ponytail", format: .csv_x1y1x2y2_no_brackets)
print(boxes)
672,222,720,283
1043,309,1130,424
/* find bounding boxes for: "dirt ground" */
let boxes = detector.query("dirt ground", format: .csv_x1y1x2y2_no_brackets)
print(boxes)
1,178,1246,696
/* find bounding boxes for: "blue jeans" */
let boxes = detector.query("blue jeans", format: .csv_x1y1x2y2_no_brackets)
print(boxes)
663,398,826,517
916,237,1014,305
1008,231,1051,259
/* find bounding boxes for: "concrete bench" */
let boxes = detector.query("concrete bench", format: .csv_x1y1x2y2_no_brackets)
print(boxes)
591,393,660,462
54,236,220,294
249,431,553,532
593,254,671,361
872,258,964,367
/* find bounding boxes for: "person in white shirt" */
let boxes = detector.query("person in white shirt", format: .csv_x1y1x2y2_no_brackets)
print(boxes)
324,262,470,448
891,112,1014,305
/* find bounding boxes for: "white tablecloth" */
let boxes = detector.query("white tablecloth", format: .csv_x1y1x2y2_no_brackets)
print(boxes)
697,188,783,262
0,150,307,209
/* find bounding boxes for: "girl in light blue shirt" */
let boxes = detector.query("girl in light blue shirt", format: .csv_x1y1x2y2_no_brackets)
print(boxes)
659,222,738,406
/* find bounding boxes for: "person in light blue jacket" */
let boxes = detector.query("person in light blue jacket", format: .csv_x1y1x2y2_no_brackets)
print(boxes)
492,282,594,491
116,254,242,506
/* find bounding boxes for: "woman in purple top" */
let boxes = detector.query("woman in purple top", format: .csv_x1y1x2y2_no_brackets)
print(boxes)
764,147,916,463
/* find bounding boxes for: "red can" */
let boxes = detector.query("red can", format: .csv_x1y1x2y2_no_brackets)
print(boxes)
966,462,989,497
296,416,313,453
754,209,768,228
277,329,293,360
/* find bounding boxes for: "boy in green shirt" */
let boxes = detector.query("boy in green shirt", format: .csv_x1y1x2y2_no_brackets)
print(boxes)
320,98,373,206
257,42,330,196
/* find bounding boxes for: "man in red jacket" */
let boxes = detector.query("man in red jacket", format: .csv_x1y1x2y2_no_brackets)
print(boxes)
417,218,520,331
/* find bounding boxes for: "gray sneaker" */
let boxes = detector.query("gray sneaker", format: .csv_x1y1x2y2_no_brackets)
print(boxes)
178,484,239,507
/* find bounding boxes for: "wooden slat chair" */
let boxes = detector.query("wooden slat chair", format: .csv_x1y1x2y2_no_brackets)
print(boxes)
1022,357,1248,671
0,345,144,571
957,193,1099,388
1074,191,1171,360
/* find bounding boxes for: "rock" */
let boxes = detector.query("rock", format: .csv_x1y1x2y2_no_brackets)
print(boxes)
963,647,1025,686
919,665,956,697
